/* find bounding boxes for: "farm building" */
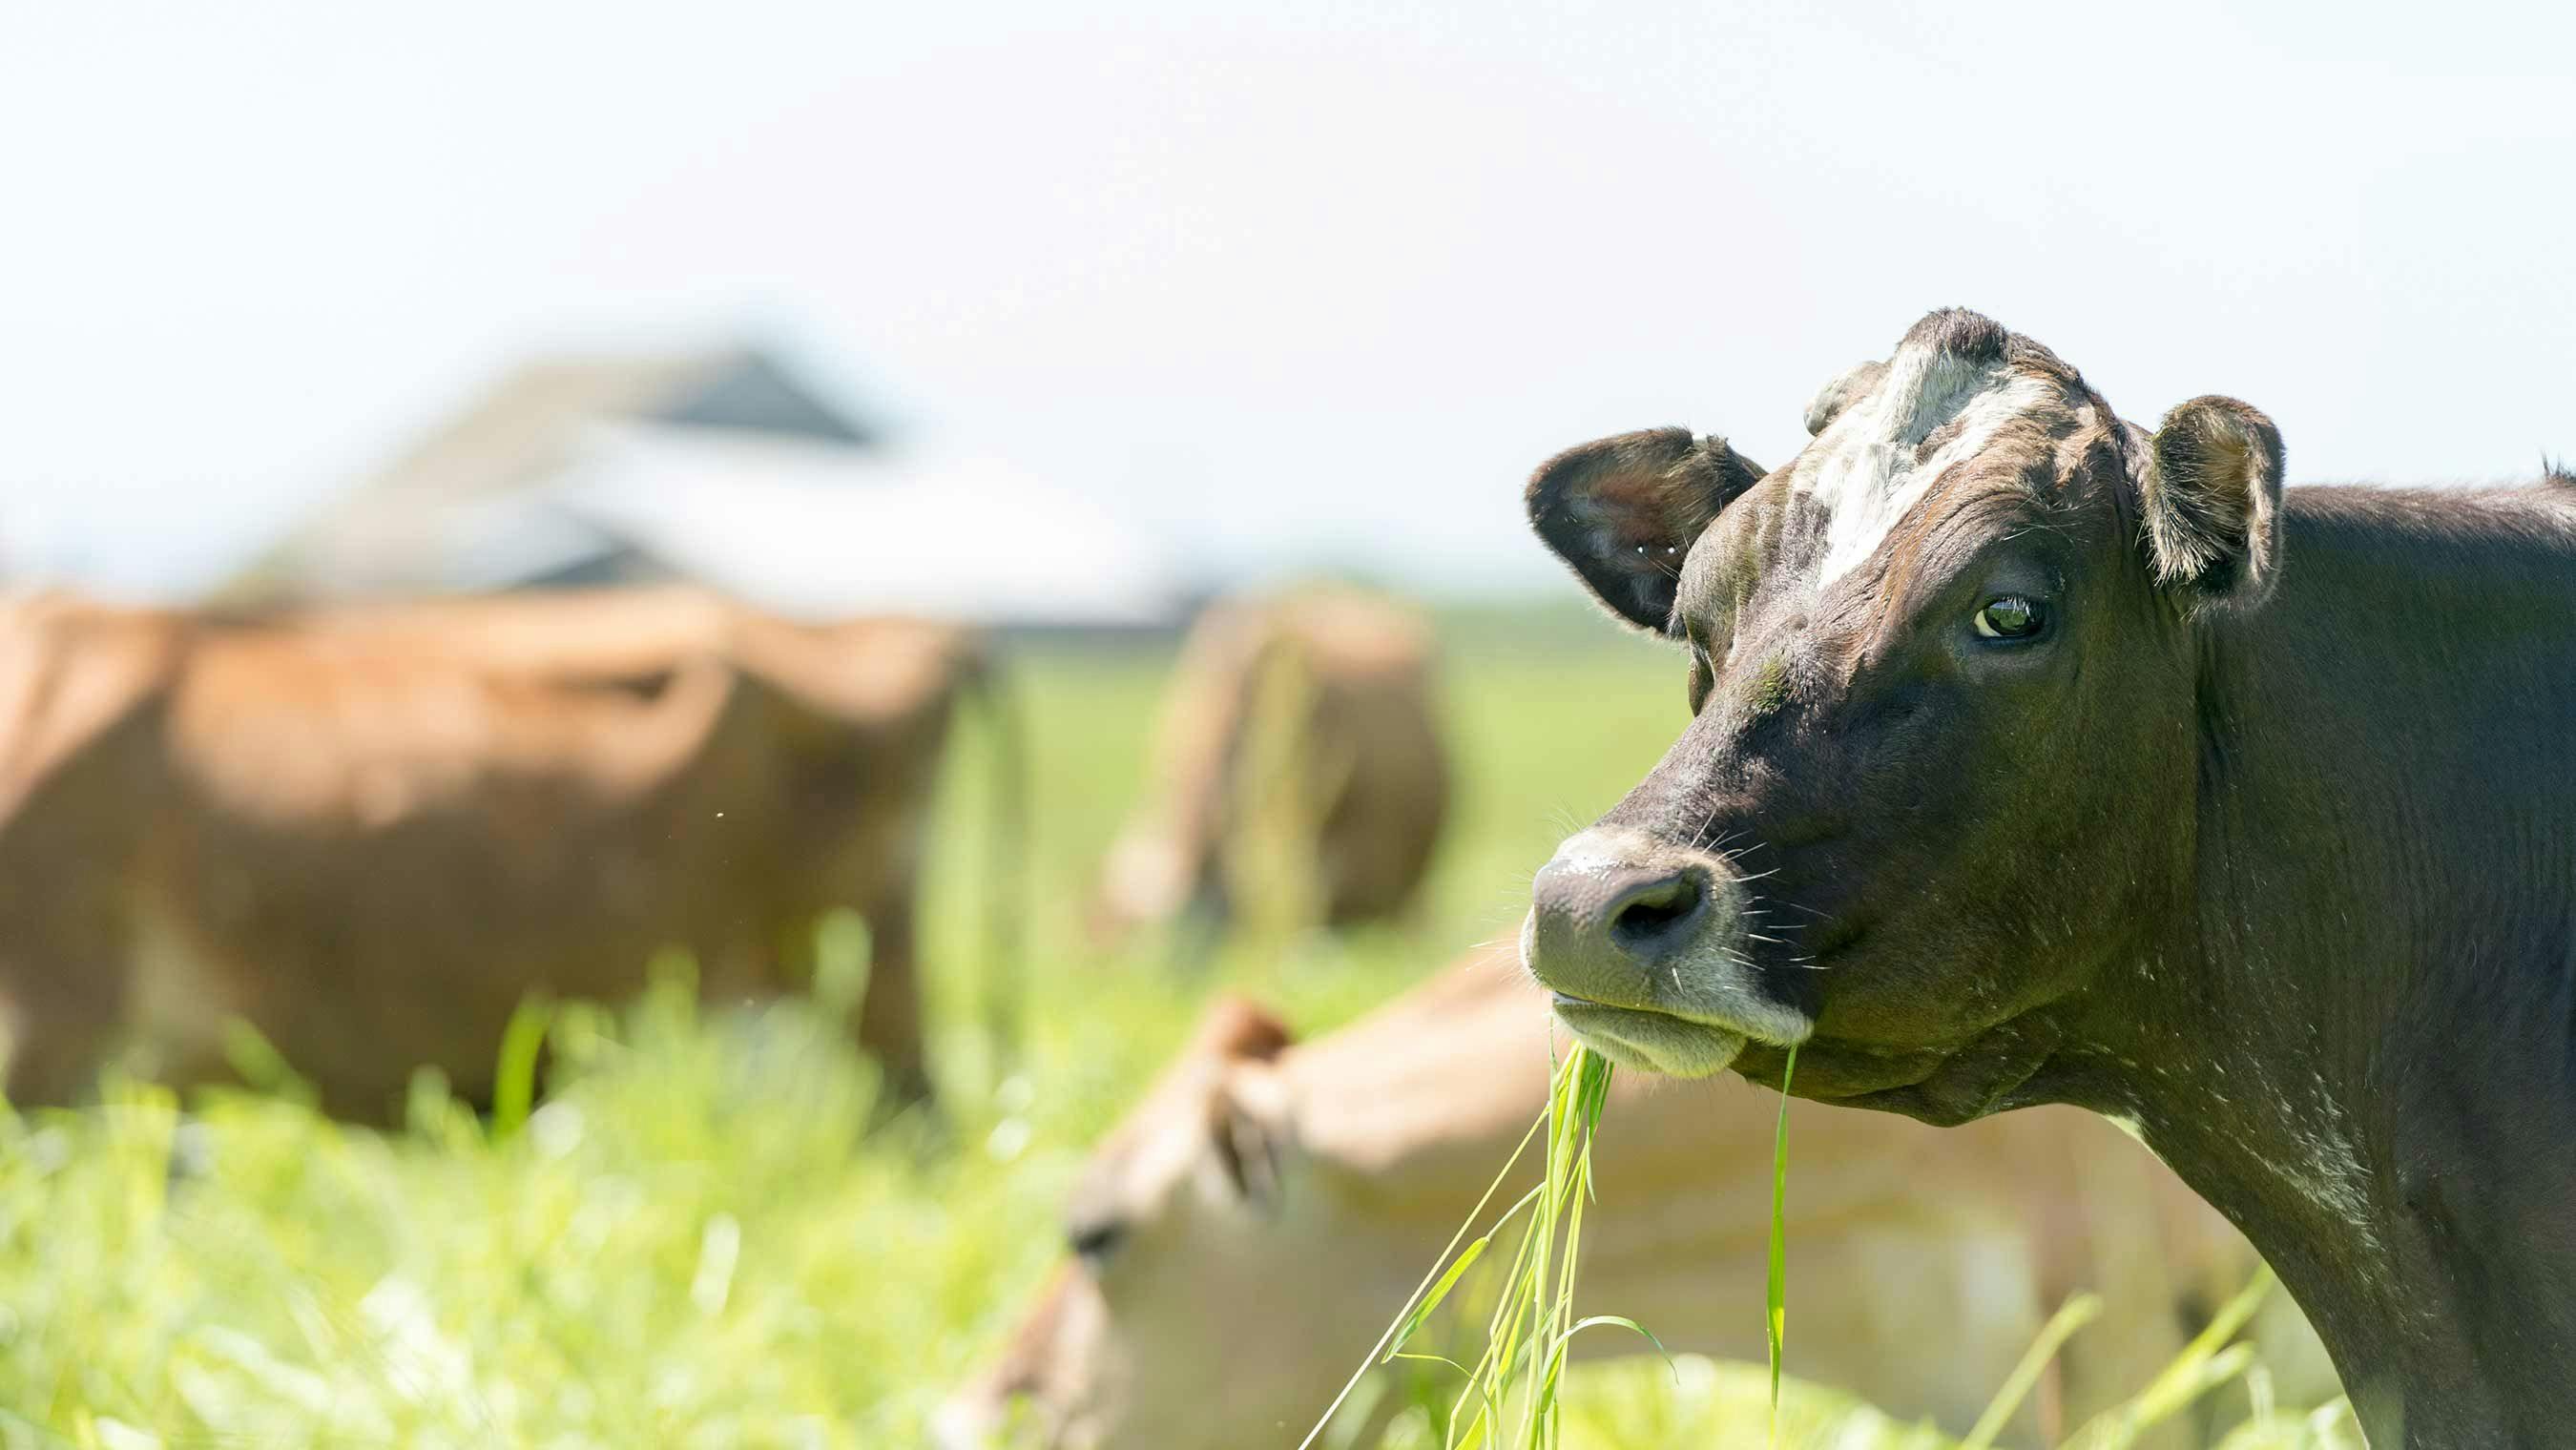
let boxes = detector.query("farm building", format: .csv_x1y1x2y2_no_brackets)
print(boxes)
228,345,1181,628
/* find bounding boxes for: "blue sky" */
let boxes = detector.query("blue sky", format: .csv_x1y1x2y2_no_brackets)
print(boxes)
4,0,2570,597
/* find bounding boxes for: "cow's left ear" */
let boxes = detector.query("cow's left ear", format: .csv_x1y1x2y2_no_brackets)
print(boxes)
1527,428,1766,633
2139,397,2285,613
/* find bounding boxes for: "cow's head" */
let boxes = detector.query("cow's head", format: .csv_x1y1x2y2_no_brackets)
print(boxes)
935,995,1367,1450
1522,308,2282,1124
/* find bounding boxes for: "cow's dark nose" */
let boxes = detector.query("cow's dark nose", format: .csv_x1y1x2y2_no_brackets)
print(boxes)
1527,829,1720,1007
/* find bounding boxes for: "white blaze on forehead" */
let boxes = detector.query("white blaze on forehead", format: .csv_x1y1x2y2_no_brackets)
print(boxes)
1798,342,2060,589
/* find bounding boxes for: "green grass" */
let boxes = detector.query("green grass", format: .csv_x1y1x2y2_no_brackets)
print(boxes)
1322,1043,1622,1450
0,607,2358,1447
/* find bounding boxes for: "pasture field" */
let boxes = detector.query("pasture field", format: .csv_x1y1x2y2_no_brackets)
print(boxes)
0,606,2349,1448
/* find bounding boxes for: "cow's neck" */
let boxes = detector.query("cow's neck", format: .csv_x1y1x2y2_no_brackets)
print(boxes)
2084,486,2576,1446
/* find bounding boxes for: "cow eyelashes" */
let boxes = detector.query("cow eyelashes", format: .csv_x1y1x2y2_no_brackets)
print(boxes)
1972,595,2050,642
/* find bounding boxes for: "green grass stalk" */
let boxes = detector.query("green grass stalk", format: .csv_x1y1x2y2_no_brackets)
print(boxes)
1315,1044,1629,1450
1766,1043,1797,1448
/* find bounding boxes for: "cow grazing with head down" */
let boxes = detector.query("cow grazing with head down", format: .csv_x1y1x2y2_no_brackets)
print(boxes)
0,587,1005,1117
1092,587,1447,956
1519,308,2576,1446
934,945,2333,1449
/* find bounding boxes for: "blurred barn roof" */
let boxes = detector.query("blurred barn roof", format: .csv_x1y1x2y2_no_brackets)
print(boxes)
554,425,1180,627
228,346,1181,627
231,348,874,603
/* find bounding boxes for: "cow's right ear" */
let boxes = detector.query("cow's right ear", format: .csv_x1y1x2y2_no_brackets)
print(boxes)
1526,428,1765,633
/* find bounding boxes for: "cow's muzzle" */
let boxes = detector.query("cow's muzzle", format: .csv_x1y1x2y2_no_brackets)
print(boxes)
1523,826,1812,1075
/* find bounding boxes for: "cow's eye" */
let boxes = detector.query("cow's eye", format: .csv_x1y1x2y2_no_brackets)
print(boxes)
1972,595,2047,642
1069,1218,1129,1268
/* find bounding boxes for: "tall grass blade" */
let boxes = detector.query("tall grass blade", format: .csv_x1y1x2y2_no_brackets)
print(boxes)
1560,1315,1672,1370
1958,1292,2106,1450
2065,1266,2277,1448
1298,1109,1549,1450
489,996,552,1141
2072,1345,2256,1450
1766,1041,1797,1448
1387,1235,1494,1360
1325,1045,1620,1450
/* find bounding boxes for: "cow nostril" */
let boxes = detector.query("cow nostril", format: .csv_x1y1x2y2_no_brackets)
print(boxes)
1608,872,1704,954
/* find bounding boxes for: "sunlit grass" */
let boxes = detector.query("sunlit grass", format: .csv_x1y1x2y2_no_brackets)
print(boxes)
0,942,2359,1448
1328,1022,2354,1450
1308,1043,1623,1450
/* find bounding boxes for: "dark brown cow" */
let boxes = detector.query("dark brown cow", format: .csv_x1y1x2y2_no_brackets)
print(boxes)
1091,587,1447,954
1519,308,2576,1446
0,587,997,1117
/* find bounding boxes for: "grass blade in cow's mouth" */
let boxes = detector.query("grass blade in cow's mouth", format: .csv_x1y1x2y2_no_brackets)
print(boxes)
1301,1043,1647,1449
1766,1042,1795,1447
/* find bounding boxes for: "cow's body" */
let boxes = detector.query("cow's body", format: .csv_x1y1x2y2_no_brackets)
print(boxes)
0,588,983,1117
1518,309,2576,1445
2090,483,2576,1440
937,947,2334,1449
1093,588,1447,951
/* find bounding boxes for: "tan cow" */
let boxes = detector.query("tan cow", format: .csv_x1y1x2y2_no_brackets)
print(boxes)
1092,588,1447,957
936,946,2337,1449
0,586,1007,1118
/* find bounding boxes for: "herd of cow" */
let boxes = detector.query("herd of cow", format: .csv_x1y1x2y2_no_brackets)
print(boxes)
7,308,2568,1448
0,570,2331,1450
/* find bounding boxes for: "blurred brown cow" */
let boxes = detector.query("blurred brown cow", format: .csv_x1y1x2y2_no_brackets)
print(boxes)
0,586,1005,1118
935,945,2337,1449
1091,588,1447,957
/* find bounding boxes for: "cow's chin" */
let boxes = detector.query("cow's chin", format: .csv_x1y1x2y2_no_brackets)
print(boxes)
1549,999,1746,1078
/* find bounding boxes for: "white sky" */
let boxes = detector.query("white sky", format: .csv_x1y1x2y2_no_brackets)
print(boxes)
3,0,2570,598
